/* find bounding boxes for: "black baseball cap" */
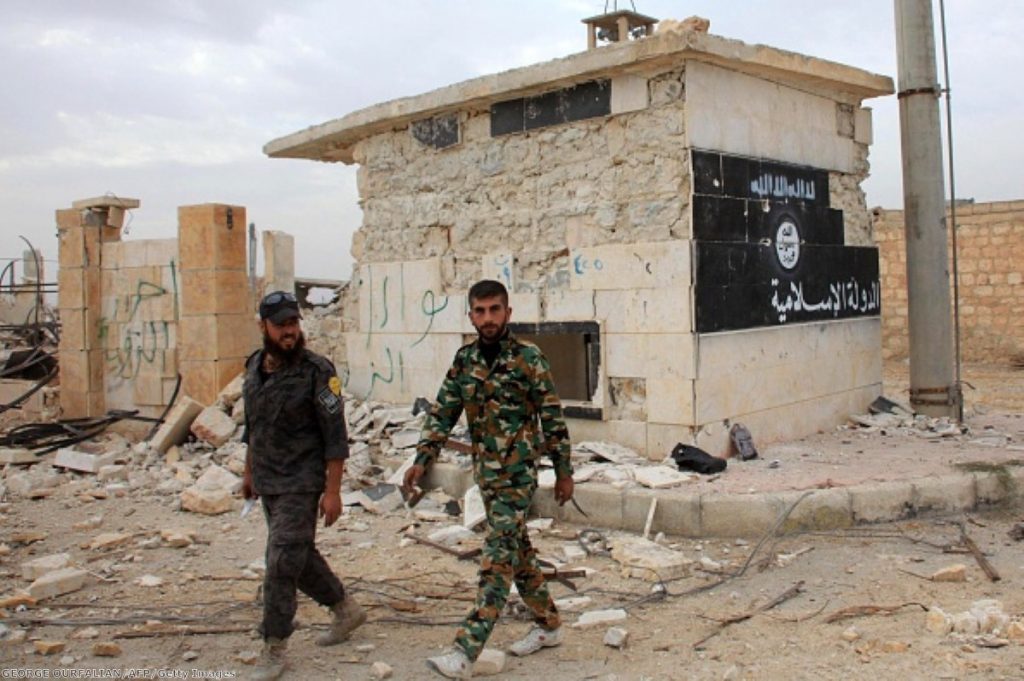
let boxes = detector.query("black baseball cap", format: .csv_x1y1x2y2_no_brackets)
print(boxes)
259,291,302,324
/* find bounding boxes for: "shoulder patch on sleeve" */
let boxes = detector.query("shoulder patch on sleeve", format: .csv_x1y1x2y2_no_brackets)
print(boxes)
318,387,342,414
328,375,341,396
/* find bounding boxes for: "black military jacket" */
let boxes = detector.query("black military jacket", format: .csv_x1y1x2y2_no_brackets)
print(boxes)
242,348,348,495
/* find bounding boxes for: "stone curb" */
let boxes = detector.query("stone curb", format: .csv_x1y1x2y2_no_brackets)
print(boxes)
422,462,1024,539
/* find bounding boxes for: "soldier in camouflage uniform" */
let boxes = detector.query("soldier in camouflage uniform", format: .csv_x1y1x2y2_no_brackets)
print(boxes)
404,280,574,679
242,291,366,681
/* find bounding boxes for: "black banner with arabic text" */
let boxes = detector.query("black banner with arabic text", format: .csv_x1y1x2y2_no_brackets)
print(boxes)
692,150,881,333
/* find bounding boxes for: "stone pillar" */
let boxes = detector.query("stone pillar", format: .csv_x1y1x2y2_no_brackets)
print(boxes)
262,230,295,296
56,207,113,417
178,204,257,405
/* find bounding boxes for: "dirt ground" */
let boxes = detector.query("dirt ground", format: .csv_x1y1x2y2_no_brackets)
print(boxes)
1,361,1024,681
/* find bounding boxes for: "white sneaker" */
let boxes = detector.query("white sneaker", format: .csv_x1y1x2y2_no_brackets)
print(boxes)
508,626,563,656
426,647,472,679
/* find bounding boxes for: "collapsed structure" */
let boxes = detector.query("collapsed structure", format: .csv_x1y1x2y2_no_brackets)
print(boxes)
265,20,894,457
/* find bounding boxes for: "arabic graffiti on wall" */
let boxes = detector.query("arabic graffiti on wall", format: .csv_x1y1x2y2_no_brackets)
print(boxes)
98,261,178,379
355,261,456,399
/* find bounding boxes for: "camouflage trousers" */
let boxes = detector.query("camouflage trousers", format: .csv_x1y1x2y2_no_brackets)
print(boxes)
261,493,345,641
454,482,560,661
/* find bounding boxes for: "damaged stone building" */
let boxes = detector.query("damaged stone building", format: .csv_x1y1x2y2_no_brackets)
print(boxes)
266,19,894,458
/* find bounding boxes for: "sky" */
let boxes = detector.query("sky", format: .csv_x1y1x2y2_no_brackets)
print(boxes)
1,1,1021,282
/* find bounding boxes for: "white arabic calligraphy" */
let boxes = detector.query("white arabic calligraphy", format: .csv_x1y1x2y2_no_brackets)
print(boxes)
749,173,817,201
769,278,880,322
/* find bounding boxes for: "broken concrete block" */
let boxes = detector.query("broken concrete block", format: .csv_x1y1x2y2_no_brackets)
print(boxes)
136,575,163,587
925,607,952,635
472,649,506,676
554,596,592,612
195,464,240,493
634,465,697,489
390,428,421,450
573,609,627,629
160,529,195,548
345,483,403,514
34,640,66,655
527,518,554,532
90,532,132,550
71,627,100,639
370,662,393,680
216,373,244,408
604,626,629,648
21,553,71,581
970,599,1009,634
576,441,638,464
191,406,237,448
609,536,693,581
951,611,980,634
149,396,204,453
463,485,486,530
97,464,128,482
27,567,89,600
562,544,587,563
841,626,861,642
931,564,967,582
428,525,476,547
54,447,119,473
92,642,122,657
181,486,233,515
0,447,37,464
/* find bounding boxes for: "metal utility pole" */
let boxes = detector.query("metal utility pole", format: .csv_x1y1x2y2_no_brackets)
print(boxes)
894,0,958,418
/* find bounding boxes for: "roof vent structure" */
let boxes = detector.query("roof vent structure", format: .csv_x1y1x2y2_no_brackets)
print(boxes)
582,1,658,50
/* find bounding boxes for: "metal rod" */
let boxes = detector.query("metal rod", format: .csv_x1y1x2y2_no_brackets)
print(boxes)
938,0,964,423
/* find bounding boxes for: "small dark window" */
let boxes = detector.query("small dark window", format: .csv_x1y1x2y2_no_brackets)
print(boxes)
490,80,611,137
508,321,602,420
411,113,460,149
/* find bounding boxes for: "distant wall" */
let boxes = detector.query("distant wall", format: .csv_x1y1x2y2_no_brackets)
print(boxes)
874,200,1024,363
58,201,258,418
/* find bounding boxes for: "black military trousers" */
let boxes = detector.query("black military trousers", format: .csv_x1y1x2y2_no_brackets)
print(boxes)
260,493,345,640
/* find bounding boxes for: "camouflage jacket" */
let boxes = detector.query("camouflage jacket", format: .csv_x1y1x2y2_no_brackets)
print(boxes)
415,332,572,489
242,348,349,495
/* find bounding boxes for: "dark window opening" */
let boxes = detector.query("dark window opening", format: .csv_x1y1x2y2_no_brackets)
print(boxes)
508,321,602,420
490,80,611,137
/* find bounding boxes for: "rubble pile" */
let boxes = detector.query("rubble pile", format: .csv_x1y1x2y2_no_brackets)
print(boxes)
844,407,1020,450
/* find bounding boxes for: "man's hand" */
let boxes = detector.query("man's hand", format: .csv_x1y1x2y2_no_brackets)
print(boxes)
320,490,342,527
554,475,574,506
241,474,257,500
402,464,425,497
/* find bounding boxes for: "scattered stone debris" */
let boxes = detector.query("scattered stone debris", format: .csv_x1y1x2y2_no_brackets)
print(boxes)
609,536,692,581
931,564,967,583
34,640,66,656
92,642,122,657
573,609,628,629
604,626,629,648
370,661,393,679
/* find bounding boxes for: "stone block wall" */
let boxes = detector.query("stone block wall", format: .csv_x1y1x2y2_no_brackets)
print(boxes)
332,60,882,457
98,238,179,414
874,200,1024,363
58,200,257,418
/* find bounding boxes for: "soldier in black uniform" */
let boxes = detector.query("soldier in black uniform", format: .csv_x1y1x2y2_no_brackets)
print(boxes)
242,291,366,681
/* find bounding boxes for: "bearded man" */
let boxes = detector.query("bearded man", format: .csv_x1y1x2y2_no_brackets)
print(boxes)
242,290,366,681
404,279,574,679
